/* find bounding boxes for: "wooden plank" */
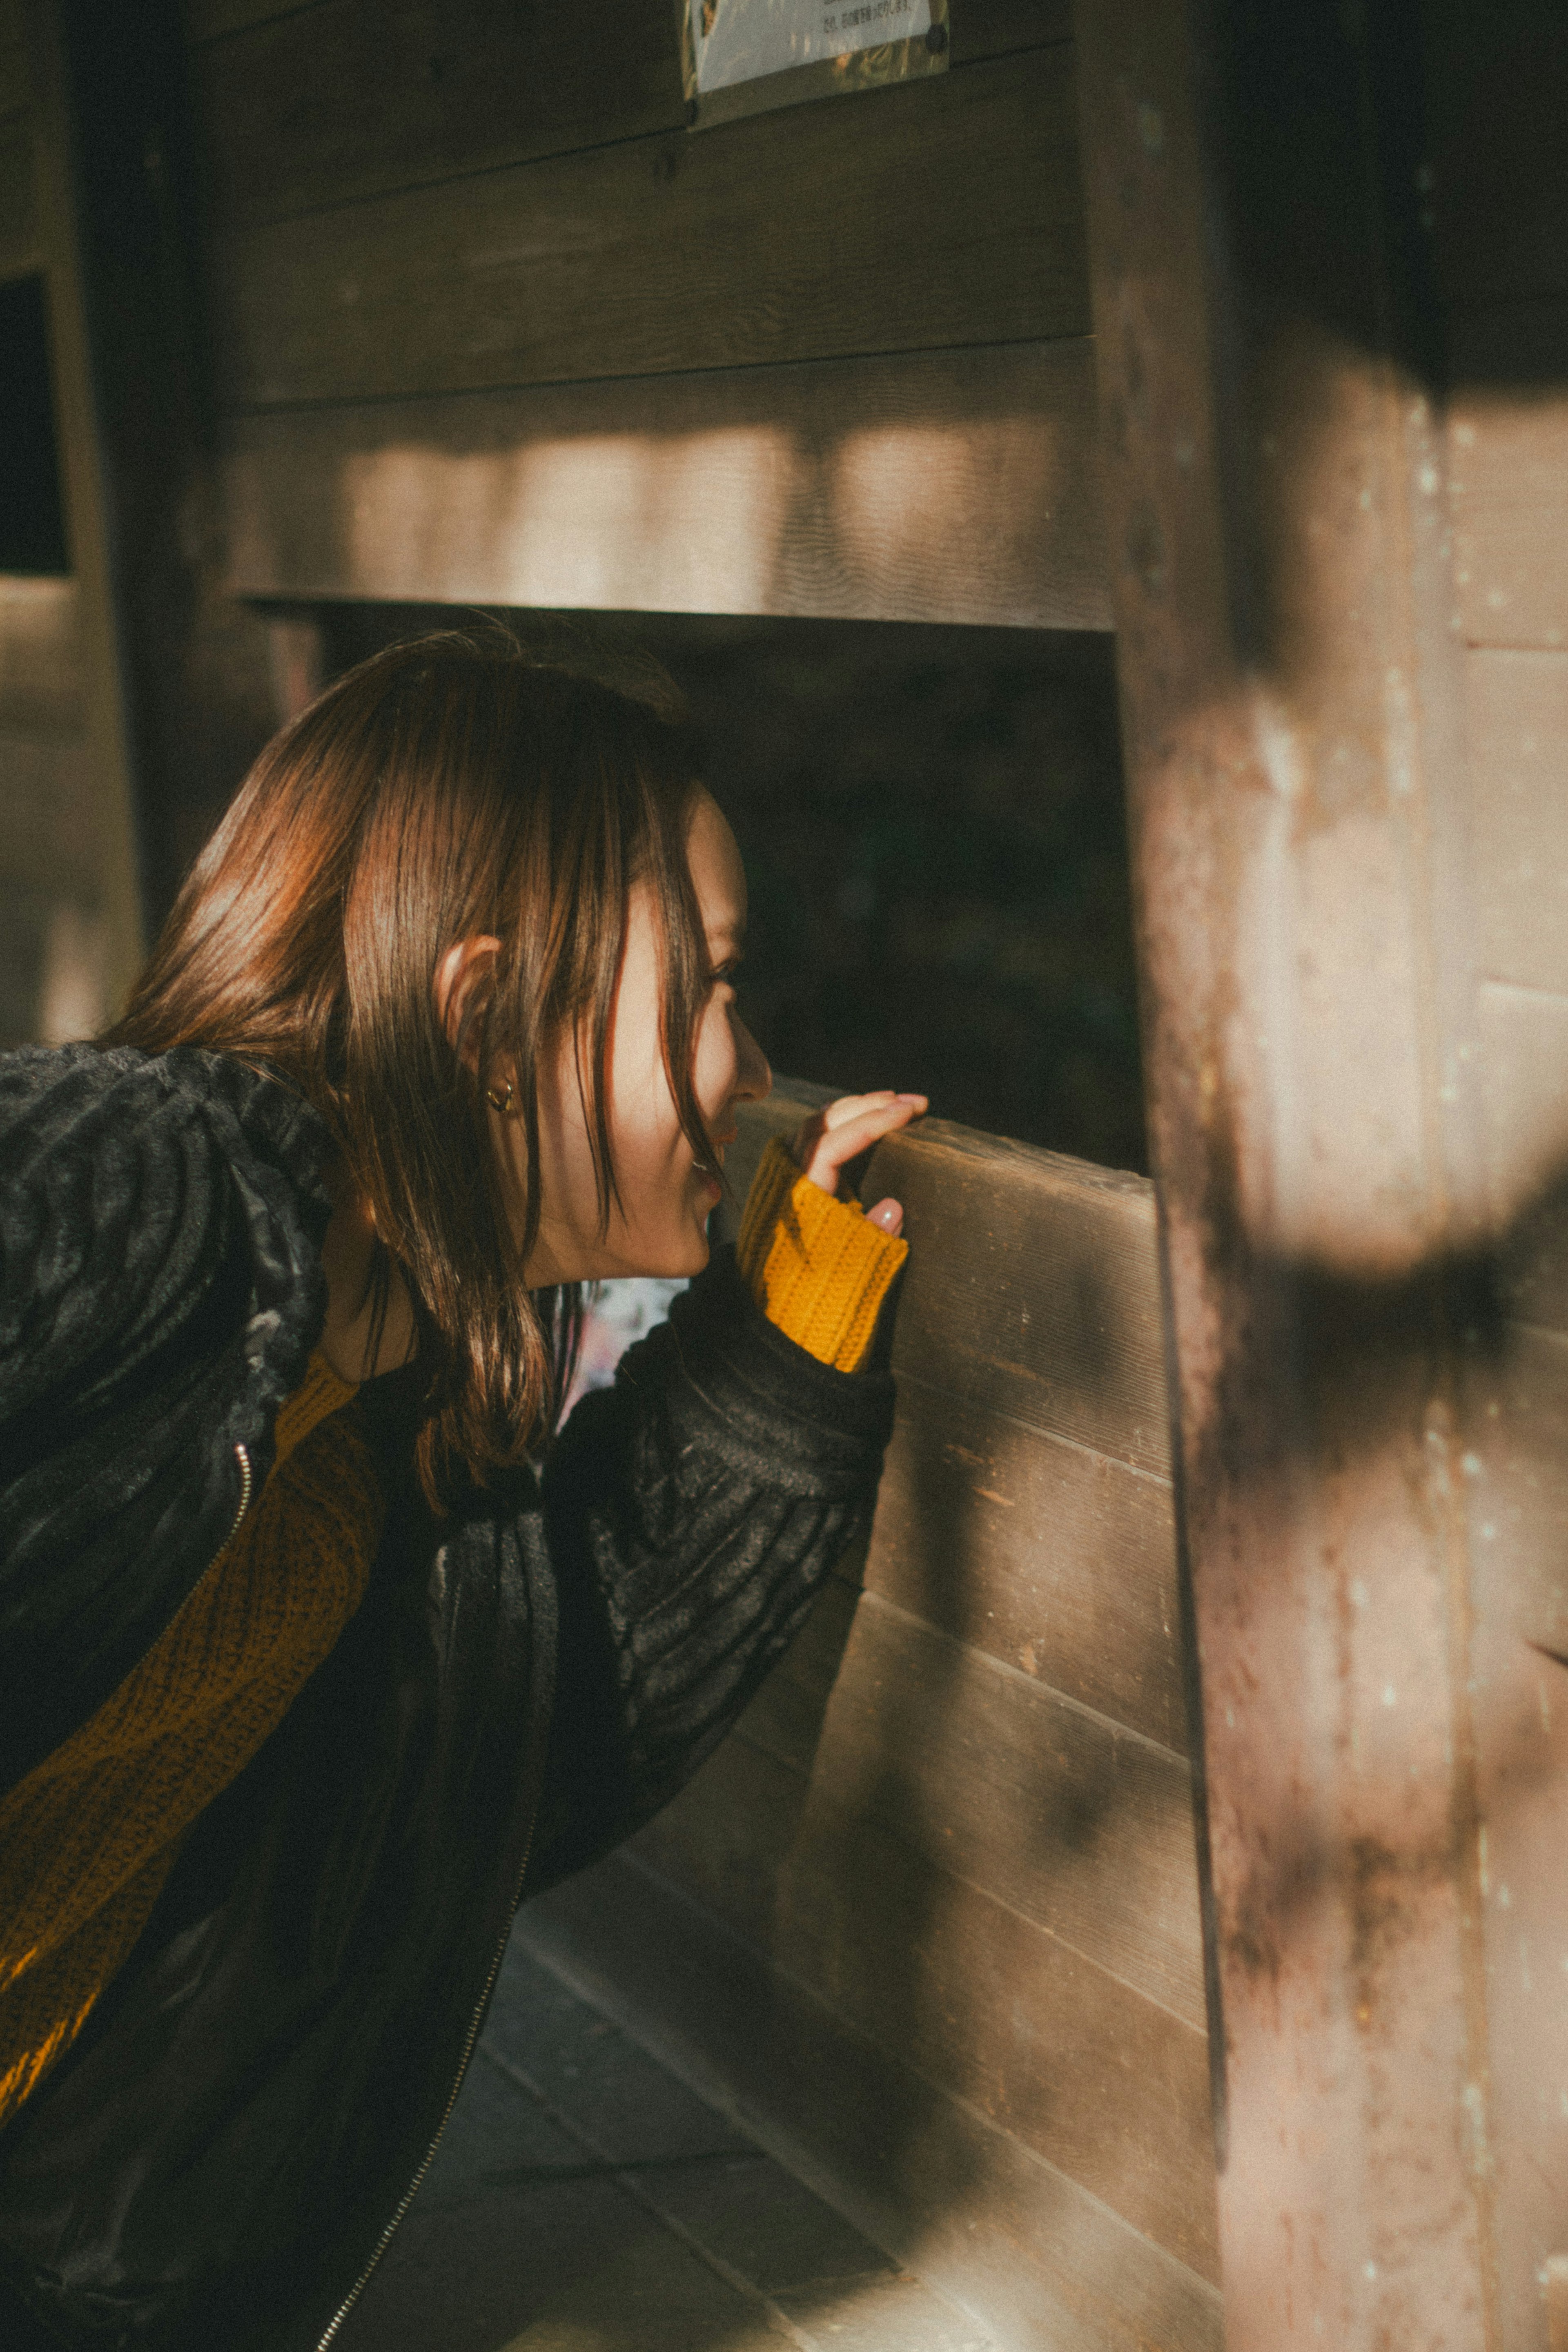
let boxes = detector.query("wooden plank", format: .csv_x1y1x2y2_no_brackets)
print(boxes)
523,1857,1225,2352
1478,979,1568,1336
189,0,685,230
220,339,1110,627
689,1578,1201,2023
1466,648,1568,996
207,48,1087,408
727,1087,1169,1473
633,1728,1217,2276
181,0,310,39
873,1123,1169,1474
0,109,33,273
1450,308,1568,651
864,1377,1183,1750
956,0,1072,62
0,577,82,731
189,0,1071,234
806,1590,1200,2019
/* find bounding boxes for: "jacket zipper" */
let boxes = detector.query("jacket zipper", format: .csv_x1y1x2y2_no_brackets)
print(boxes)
312,1821,537,2350
228,1443,252,1544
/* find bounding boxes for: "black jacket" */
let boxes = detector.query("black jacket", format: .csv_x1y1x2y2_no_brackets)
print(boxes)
0,1046,894,2352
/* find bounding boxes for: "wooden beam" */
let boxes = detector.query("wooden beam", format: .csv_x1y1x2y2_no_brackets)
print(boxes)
1073,0,1505,2343
220,339,1110,628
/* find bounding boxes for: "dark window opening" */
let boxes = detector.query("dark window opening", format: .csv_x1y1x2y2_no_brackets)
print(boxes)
0,275,69,577
318,606,1148,1175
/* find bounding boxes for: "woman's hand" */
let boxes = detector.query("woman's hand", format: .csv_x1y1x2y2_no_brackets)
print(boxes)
791,1092,927,1239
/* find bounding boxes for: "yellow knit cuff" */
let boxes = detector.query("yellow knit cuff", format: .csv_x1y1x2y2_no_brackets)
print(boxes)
735,1135,908,1374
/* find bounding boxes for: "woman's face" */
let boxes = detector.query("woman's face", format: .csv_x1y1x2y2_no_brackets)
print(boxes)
519,789,772,1284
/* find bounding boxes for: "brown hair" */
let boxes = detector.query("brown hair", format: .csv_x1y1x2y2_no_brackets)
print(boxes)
108,627,711,1504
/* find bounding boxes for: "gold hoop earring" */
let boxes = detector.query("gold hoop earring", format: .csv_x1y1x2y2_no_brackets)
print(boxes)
486,1078,516,1116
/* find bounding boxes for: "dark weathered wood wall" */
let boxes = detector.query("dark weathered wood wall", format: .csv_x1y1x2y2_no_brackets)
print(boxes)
524,1086,1221,2352
182,0,1108,626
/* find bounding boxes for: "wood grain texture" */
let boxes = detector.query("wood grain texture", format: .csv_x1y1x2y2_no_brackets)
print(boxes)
864,1376,1183,1750
727,1086,1168,1474
189,0,685,229
634,1725,1217,2275
0,110,33,272
206,48,1087,408
1450,312,1568,650
806,1589,1200,2018
522,1857,1225,2352
188,0,1071,231
672,1575,1202,2024
220,339,1110,626
873,1124,1168,1475
1479,979,1568,1336
1466,648,1568,996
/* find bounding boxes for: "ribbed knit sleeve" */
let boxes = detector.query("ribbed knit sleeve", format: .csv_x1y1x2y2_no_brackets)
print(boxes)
735,1135,908,1373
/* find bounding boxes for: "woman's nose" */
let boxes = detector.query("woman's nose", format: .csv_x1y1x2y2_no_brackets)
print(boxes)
735,1017,772,1103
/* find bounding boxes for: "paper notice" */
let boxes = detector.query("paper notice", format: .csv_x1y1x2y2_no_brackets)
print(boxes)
690,0,936,95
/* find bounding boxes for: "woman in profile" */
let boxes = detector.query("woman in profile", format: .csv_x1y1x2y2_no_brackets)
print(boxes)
0,630,922,2350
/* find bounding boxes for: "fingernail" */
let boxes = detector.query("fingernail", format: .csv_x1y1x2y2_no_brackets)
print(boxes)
869,1200,902,1231
895,1093,927,1104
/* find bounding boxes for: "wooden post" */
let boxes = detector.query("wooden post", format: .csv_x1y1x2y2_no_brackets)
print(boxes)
1074,0,1501,2344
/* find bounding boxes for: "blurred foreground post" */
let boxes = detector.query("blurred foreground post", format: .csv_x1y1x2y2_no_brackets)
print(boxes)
1078,0,1568,2344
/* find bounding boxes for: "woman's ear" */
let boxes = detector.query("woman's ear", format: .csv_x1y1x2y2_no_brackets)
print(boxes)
432,935,503,1070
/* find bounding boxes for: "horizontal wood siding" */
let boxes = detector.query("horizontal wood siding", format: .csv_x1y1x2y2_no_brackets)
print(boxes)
635,1699,1215,2270
205,47,1085,410
527,1087,1216,2348
187,0,1072,231
190,0,686,226
185,0,1099,622
865,1377,1183,1749
523,1856,1223,2352
220,339,1109,625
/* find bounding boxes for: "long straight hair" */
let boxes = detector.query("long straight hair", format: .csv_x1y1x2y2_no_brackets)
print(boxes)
107,629,712,1505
